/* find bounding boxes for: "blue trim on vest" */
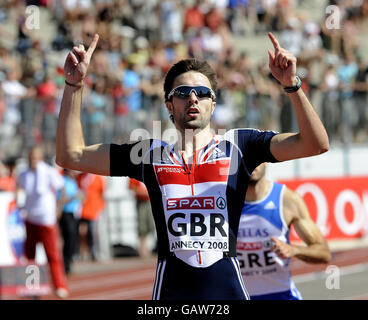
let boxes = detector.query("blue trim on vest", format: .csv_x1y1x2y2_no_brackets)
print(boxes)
242,182,284,231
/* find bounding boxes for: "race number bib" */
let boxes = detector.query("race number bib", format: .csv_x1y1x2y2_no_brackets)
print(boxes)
165,196,229,252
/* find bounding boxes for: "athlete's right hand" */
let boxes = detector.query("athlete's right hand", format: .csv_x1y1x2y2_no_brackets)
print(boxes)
64,34,99,86
270,236,295,259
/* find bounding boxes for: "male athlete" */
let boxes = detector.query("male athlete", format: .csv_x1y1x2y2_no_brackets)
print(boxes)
237,163,331,300
56,33,329,300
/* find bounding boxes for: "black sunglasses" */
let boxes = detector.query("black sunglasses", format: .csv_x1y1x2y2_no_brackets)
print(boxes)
167,85,216,101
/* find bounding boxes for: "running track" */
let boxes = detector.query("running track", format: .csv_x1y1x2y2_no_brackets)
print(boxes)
4,247,368,300
42,247,368,300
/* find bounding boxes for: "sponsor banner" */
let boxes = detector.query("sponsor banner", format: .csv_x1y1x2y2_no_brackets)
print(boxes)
0,192,48,266
279,176,368,241
0,193,52,297
0,192,26,266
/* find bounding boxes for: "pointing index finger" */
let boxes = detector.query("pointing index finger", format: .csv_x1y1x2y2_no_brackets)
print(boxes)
268,32,280,51
86,34,99,57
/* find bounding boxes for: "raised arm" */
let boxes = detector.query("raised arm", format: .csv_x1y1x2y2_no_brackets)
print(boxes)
271,188,331,264
267,33,329,161
56,34,110,176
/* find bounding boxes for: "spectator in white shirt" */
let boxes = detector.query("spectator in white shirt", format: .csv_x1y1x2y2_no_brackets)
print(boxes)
17,146,69,299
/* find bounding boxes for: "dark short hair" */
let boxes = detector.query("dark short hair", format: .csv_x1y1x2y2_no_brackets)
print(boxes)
163,59,217,101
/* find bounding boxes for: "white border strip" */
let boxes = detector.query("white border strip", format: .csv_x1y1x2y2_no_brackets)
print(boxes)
152,259,166,300
231,257,250,300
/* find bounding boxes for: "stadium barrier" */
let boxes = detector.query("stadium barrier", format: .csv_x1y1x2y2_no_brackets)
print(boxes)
280,177,368,243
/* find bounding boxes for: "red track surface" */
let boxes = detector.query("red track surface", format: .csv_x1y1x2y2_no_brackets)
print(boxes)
290,247,368,276
3,247,368,300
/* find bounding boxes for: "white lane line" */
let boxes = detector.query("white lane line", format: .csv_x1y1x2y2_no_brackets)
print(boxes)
291,250,368,274
70,285,153,300
68,269,154,291
339,263,368,276
69,265,156,280
293,263,368,284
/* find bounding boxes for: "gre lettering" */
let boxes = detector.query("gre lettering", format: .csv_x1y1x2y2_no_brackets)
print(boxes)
237,250,276,268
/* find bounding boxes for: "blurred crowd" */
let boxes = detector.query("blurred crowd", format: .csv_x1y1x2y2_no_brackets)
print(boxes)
0,0,367,167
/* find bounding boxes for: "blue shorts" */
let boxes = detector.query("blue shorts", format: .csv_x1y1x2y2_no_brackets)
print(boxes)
152,255,250,300
250,290,301,300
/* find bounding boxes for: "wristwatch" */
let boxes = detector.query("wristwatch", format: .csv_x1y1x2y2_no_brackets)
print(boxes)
65,80,84,88
283,76,302,93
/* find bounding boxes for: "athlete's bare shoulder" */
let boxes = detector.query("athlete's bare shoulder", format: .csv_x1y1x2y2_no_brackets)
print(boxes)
281,186,305,226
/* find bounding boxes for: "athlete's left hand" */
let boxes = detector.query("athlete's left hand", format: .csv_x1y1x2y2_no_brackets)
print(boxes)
64,34,99,86
270,237,295,259
268,32,298,87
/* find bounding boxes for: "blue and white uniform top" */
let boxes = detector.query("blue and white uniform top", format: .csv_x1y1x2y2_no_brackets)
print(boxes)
238,181,302,299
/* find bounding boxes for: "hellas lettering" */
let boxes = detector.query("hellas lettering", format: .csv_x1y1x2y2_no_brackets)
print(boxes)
168,213,226,237
238,228,269,238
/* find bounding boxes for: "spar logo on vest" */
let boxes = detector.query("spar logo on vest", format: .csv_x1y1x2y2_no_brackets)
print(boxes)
165,196,229,251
